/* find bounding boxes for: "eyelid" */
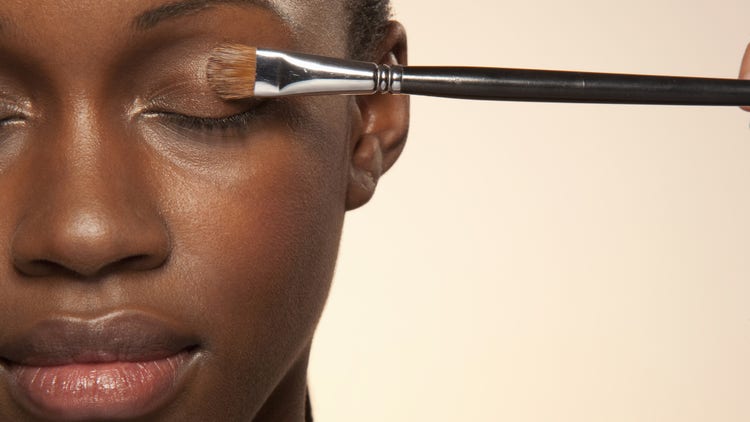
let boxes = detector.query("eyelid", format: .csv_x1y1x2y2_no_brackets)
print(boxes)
138,101,269,139
140,97,266,120
135,74,255,117
0,97,32,125
132,84,265,118
142,107,256,125
0,94,32,113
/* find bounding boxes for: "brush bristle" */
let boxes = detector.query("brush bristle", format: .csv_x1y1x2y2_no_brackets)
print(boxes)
207,44,257,100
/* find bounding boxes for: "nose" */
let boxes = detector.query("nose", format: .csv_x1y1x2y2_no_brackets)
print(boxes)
13,208,171,278
11,111,171,279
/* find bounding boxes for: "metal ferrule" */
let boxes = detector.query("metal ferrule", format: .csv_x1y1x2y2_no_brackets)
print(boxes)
254,48,404,97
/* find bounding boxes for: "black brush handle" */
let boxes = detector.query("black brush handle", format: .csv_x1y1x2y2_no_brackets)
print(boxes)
398,66,750,105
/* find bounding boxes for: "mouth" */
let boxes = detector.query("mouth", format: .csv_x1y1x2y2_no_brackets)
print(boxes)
0,311,202,420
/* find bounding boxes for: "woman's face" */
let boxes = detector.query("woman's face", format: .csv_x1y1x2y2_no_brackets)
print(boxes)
0,1,406,420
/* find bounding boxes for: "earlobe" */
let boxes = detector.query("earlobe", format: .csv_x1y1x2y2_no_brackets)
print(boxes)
346,134,383,210
345,21,410,211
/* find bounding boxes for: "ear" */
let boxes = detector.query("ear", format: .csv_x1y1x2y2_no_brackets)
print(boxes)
346,21,410,210
740,42,750,111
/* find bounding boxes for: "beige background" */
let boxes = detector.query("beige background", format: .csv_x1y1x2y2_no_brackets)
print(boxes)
309,0,750,420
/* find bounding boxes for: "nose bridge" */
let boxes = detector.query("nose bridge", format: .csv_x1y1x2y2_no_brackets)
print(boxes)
64,95,126,185
45,93,131,210
11,93,171,279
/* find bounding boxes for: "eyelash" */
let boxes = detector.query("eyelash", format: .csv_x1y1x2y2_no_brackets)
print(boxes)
0,105,265,134
0,115,25,127
147,106,264,135
166,110,254,130
0,102,28,128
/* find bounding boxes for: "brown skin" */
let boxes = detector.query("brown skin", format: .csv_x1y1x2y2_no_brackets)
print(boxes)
0,1,408,421
1,1,745,420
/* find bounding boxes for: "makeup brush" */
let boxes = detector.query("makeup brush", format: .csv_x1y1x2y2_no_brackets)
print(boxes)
207,44,750,105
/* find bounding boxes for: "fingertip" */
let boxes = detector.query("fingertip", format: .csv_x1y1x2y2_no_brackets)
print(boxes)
740,42,750,76
739,43,750,111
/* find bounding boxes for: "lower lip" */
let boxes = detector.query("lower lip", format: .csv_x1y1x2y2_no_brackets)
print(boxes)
4,351,196,420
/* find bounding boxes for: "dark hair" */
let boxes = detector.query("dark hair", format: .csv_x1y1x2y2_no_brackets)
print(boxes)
347,0,392,59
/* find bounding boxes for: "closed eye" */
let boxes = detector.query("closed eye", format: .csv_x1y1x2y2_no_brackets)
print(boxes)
0,100,31,128
152,109,258,131
141,102,268,138
0,114,26,127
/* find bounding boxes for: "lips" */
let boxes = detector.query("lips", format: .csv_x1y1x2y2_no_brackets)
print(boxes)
0,311,201,420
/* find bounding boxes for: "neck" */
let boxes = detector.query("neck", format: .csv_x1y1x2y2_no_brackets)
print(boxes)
253,344,312,422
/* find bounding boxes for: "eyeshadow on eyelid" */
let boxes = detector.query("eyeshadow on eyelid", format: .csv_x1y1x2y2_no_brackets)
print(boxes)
0,95,31,115
135,62,247,118
145,90,250,119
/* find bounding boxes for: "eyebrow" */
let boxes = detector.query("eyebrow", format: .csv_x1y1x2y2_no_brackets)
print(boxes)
133,0,284,31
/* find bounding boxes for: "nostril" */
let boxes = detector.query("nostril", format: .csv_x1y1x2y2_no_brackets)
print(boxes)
100,254,167,275
15,259,80,278
118,255,149,266
16,253,167,279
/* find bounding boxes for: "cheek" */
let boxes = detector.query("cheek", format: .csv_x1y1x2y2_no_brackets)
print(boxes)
175,140,345,336
148,104,350,404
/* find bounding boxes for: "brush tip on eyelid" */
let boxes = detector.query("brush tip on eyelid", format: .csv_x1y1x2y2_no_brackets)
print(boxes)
206,44,257,100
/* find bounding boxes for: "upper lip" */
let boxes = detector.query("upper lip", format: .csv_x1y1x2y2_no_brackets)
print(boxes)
0,311,199,366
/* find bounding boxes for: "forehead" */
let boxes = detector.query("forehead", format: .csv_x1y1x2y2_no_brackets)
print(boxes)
0,0,349,55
